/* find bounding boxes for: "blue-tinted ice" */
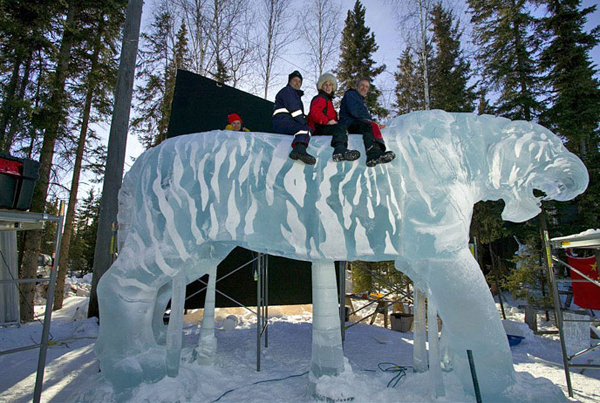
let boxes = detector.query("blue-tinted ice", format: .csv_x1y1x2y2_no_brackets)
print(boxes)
95,110,588,400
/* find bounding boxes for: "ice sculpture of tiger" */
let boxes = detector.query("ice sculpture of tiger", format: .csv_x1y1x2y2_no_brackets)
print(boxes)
95,110,588,401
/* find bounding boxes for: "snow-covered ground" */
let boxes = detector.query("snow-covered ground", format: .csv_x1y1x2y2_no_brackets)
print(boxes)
1,291,599,403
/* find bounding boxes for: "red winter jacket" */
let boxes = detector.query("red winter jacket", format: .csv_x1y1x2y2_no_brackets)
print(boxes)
307,91,338,130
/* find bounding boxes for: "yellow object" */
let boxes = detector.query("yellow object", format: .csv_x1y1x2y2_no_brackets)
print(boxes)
225,124,250,132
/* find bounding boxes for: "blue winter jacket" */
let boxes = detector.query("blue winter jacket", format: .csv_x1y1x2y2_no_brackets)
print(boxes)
339,88,372,127
273,84,307,127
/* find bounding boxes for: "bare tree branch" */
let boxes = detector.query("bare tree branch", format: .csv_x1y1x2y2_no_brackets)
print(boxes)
299,0,342,83
256,0,296,99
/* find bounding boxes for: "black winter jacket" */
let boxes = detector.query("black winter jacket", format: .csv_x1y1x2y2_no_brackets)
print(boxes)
273,84,307,126
339,88,372,127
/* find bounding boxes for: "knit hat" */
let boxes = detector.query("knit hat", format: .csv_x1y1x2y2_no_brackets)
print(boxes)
288,70,303,83
317,72,337,92
228,113,242,124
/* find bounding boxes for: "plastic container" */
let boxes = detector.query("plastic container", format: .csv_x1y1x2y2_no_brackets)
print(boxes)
0,153,40,210
391,313,414,332
507,334,525,346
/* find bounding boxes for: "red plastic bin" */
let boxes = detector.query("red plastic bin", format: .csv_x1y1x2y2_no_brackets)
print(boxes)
0,153,40,210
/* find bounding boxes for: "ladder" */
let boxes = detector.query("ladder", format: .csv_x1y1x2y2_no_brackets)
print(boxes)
543,230,600,398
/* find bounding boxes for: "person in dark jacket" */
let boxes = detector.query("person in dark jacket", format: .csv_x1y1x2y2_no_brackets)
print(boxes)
308,72,360,162
339,78,395,167
272,70,316,165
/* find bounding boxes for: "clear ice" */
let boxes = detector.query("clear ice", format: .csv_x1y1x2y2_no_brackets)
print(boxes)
95,110,588,400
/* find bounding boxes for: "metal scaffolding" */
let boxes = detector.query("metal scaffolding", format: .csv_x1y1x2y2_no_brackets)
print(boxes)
185,251,269,371
543,230,600,398
0,209,64,403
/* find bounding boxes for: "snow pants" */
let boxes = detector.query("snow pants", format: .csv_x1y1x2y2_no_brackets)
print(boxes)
273,115,313,147
313,123,349,148
346,120,386,152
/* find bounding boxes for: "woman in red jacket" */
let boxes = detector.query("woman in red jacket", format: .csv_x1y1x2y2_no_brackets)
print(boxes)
308,73,360,162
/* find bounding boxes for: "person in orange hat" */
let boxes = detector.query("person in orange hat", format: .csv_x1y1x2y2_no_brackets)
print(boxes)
225,113,250,132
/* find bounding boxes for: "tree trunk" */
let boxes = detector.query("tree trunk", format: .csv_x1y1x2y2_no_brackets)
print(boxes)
4,54,33,152
511,12,531,121
88,0,144,319
418,0,430,110
54,17,105,311
19,0,79,322
0,55,23,152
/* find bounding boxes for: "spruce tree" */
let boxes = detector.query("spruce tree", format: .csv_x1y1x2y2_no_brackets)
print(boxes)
212,57,231,84
468,0,543,120
161,21,191,143
132,6,190,147
468,0,544,289
0,0,58,152
394,48,426,114
131,8,173,148
69,188,101,274
537,0,600,234
336,0,387,118
429,3,475,112
538,0,600,159
476,90,494,115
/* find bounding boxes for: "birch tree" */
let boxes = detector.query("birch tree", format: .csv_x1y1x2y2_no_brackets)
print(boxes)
174,0,254,85
257,0,295,99
300,0,341,83
387,0,438,110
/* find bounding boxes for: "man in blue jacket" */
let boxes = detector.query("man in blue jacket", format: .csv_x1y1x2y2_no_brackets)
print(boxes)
339,78,395,167
272,71,316,165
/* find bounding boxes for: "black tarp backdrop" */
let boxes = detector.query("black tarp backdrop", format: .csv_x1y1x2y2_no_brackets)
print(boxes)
166,69,330,309
168,69,274,136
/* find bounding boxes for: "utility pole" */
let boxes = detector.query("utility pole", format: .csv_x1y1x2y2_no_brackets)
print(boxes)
88,0,144,318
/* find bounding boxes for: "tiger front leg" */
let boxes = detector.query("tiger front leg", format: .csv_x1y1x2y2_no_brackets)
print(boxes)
408,250,516,401
94,245,185,389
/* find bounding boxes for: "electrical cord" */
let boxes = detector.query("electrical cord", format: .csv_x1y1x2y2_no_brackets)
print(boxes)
212,361,410,402
377,362,408,388
212,371,309,402
0,248,54,341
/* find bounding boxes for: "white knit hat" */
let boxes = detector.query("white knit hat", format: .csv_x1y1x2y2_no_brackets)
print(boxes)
317,72,337,92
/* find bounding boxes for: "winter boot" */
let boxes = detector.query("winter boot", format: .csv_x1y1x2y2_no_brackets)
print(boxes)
366,144,396,167
289,143,317,165
332,145,360,162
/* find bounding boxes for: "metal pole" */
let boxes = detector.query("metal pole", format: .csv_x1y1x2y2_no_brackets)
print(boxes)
352,261,412,302
195,278,257,315
265,254,269,348
543,230,573,397
33,214,63,403
466,350,482,403
185,255,260,301
339,262,346,342
0,278,52,284
0,343,44,356
256,252,262,372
